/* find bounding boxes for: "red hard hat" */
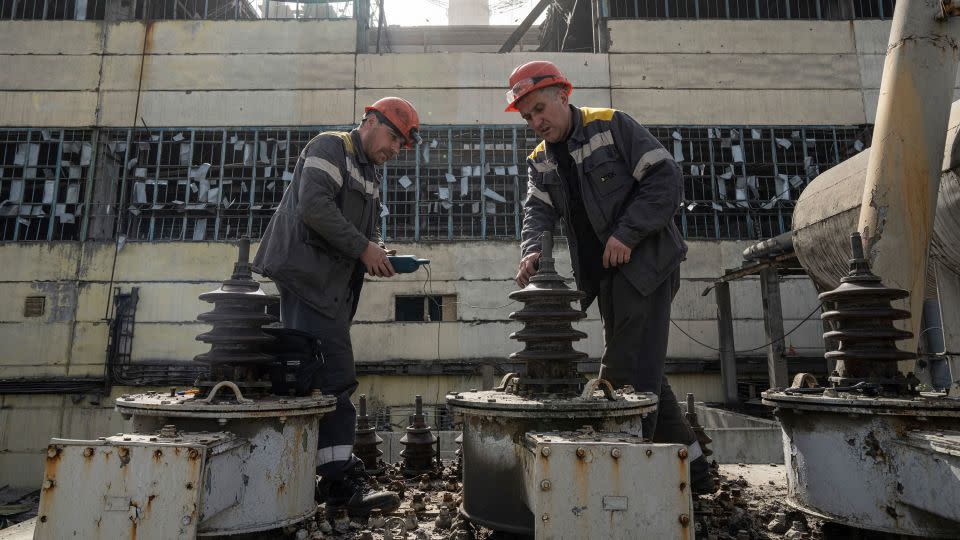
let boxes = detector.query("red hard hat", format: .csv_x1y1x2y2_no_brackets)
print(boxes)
364,97,421,148
504,61,573,112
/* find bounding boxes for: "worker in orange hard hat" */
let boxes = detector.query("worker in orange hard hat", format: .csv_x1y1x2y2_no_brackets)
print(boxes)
253,96,422,518
506,61,717,495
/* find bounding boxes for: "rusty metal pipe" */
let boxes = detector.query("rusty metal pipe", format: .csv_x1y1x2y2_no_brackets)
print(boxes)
857,0,960,355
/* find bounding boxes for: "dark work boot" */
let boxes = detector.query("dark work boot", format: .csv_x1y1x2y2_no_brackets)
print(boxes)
690,456,719,495
321,462,401,518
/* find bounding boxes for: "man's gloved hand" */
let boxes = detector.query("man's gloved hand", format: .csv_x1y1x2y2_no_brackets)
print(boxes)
515,251,541,287
602,236,632,268
361,241,396,277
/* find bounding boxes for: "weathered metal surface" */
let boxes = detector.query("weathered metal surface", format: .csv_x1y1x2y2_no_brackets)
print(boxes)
819,233,916,391
507,231,588,397
452,396,650,534
856,0,960,356
685,393,713,458
762,398,960,537
115,395,327,536
33,434,214,539
793,113,960,293
520,431,692,540
447,389,656,418
194,236,278,380
354,394,385,474
399,395,438,476
115,390,335,420
762,389,960,416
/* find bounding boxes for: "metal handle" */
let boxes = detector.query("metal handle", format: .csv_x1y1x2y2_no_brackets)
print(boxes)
198,381,253,404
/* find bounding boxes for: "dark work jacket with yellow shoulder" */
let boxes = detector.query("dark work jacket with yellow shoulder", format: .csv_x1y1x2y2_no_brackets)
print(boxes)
521,105,687,306
252,129,382,319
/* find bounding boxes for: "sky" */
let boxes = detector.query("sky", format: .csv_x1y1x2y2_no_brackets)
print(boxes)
383,0,545,27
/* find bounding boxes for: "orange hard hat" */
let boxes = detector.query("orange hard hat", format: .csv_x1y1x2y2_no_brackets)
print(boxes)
504,61,573,112
364,97,422,148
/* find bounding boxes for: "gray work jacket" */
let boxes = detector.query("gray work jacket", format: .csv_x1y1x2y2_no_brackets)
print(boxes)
520,106,687,304
252,129,381,319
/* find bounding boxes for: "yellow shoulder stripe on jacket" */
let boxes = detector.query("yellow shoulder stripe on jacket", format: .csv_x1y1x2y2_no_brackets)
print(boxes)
527,140,546,161
319,131,355,155
581,107,616,125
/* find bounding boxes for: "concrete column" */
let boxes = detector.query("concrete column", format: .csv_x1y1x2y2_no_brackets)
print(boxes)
857,0,960,359
715,281,739,405
760,268,789,389
86,137,121,240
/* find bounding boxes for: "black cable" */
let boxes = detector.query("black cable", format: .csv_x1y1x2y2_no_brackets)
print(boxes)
670,303,822,354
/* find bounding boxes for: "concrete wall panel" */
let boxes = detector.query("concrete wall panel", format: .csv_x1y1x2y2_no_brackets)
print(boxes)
357,53,608,88
611,53,860,90
101,53,356,92
0,56,103,91
133,20,357,55
98,89,356,127
68,322,110,371
0,21,102,55
130,322,208,361
852,20,892,55
0,91,99,127
611,89,866,125
356,88,610,124
607,20,856,54
0,244,81,282
0,323,71,376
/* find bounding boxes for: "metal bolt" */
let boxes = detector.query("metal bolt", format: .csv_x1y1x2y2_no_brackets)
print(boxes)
576,448,586,459
83,448,94,458
679,482,687,492
188,449,200,460
42,479,55,490
541,447,551,457
118,448,129,458
39,516,47,523
487,398,496,402
123,436,132,441
678,448,689,460
46,447,58,459
185,482,194,490
181,516,192,526
541,513,550,522
540,480,552,491
678,514,690,527
611,448,621,459
645,449,653,457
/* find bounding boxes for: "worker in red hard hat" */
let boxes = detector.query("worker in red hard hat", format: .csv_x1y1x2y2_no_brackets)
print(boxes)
506,61,716,494
253,96,421,518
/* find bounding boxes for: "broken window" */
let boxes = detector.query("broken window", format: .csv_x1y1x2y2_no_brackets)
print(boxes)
0,129,94,241
0,0,355,20
395,294,457,322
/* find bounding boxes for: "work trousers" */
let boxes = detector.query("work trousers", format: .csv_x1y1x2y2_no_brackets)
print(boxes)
278,285,360,481
597,269,706,471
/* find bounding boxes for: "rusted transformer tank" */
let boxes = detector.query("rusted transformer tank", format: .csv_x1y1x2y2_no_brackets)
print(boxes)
763,235,960,537
448,233,692,539
791,105,960,292
33,239,336,539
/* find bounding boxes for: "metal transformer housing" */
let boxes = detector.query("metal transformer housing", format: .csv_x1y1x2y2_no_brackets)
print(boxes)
763,391,960,537
448,389,657,535
115,389,335,536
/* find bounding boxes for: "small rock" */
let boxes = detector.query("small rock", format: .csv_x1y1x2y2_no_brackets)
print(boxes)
767,512,789,534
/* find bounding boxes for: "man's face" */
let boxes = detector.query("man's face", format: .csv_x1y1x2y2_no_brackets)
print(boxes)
362,114,404,166
516,87,570,144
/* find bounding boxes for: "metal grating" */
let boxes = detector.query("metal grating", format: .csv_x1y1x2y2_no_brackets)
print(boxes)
605,0,897,19
0,0,355,20
23,296,45,317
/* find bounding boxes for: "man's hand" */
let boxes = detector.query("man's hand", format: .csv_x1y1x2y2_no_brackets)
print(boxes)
360,241,396,277
515,252,541,287
602,236,632,269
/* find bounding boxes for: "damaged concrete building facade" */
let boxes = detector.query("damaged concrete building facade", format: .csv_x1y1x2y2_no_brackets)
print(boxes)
0,0,928,491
